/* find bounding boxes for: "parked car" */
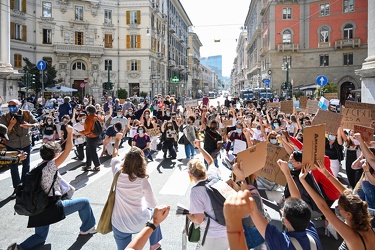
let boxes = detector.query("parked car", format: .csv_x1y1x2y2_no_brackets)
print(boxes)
329,99,340,113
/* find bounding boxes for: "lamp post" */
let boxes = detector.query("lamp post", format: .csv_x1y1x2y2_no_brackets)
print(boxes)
282,62,291,99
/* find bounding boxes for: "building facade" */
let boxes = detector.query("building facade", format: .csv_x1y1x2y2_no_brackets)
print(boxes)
201,55,222,78
236,0,368,103
188,30,202,98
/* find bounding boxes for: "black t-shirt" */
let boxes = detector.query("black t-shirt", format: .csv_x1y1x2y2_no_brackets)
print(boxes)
43,124,56,136
203,127,222,152
325,138,343,161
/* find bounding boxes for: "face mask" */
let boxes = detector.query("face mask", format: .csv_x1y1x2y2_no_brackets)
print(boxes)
273,123,279,128
270,139,277,145
128,111,133,115
278,117,283,121
168,126,173,129
353,139,360,145
210,126,217,130
187,121,191,124
138,129,144,134
288,162,294,170
145,114,150,118
47,121,52,125
117,114,122,118
328,135,336,141
81,118,86,123
236,128,242,133
84,101,88,105
9,106,18,113
166,112,170,116
337,108,341,112
262,120,267,125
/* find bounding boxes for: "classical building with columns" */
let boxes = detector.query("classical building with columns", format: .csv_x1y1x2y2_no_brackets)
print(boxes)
8,0,193,101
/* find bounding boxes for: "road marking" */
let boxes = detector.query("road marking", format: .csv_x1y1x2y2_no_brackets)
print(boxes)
159,168,191,196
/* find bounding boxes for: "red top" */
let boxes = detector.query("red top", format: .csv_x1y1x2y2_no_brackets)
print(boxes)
289,136,340,201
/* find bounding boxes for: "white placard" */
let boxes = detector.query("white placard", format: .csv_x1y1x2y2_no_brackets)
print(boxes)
232,139,247,154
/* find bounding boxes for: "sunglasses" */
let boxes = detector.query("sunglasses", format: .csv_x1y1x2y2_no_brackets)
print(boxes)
8,105,17,108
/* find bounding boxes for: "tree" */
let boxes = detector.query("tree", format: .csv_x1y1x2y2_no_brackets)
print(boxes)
139,91,148,99
117,88,128,99
322,82,338,93
22,57,57,97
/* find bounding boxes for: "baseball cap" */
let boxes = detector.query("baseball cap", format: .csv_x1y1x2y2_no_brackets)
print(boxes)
0,124,9,140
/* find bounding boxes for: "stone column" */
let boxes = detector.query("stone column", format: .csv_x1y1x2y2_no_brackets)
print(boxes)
355,0,375,103
0,0,13,70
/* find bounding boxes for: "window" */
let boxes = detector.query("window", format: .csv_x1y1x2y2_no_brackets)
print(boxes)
15,24,21,40
343,0,354,12
105,60,112,71
104,34,112,48
282,8,291,19
343,24,353,39
320,3,330,16
42,2,52,17
43,57,52,67
126,35,141,48
75,32,84,45
43,29,52,44
104,9,112,24
282,30,291,43
126,10,141,24
72,62,86,70
320,54,329,66
343,53,353,65
75,6,83,21
127,60,141,71
320,26,329,42
10,23,27,41
14,54,22,68
11,0,25,12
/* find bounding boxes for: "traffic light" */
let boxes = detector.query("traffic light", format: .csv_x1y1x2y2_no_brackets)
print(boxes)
102,82,113,90
31,74,36,85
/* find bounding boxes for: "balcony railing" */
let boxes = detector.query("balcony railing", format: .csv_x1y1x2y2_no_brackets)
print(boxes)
54,44,104,55
277,43,299,52
334,38,361,49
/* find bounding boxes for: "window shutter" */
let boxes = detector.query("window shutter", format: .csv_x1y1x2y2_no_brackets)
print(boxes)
127,60,130,71
22,0,26,12
75,32,78,45
10,0,14,9
105,34,112,48
10,22,15,39
22,25,27,41
126,35,130,48
136,35,141,48
137,60,141,71
126,11,130,24
137,10,141,24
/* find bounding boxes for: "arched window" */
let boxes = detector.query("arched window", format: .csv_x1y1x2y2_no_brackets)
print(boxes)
343,24,353,39
320,26,329,42
282,30,291,44
72,62,86,70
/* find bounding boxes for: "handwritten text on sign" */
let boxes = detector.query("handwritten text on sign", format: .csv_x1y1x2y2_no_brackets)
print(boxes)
184,99,198,108
354,125,374,144
341,108,372,130
258,144,288,186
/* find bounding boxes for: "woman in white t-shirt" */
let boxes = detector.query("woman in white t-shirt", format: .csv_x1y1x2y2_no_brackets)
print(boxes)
110,133,162,250
187,140,229,250
287,115,299,137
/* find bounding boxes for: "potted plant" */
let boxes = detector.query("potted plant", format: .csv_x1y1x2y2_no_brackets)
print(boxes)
118,88,128,104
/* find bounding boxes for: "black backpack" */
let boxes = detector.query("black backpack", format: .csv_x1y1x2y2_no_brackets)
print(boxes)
92,118,102,137
194,178,226,226
14,162,57,216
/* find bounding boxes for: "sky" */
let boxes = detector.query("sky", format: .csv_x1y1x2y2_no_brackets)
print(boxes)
179,0,250,77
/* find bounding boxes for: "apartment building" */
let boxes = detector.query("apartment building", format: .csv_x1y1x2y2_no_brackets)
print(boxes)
188,30,202,98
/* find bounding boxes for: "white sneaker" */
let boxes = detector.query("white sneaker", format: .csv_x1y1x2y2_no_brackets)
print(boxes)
79,226,97,235
325,222,338,240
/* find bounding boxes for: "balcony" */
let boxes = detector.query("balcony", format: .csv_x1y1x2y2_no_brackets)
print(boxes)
54,44,104,56
260,47,269,57
152,2,159,13
169,26,175,33
168,59,176,67
318,42,331,48
277,43,299,52
334,38,361,49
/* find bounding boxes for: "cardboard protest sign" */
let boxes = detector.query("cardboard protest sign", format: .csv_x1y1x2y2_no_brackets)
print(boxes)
185,99,198,108
307,100,319,114
267,102,281,108
257,144,288,186
345,101,375,119
222,120,233,127
341,108,372,130
299,97,308,109
324,93,338,100
354,125,374,144
312,109,342,134
302,124,326,168
237,142,268,177
280,101,293,114
146,128,160,137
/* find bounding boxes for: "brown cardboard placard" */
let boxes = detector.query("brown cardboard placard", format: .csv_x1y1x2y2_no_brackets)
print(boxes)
267,102,281,108
307,100,320,114
185,99,198,108
257,143,288,186
146,128,160,137
222,120,233,127
280,101,293,114
354,125,374,144
299,96,308,109
341,108,372,130
324,93,338,100
311,109,342,134
345,101,375,119
237,142,268,177
302,124,326,168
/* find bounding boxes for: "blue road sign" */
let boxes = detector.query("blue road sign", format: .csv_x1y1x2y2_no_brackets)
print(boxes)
316,75,328,87
262,79,270,87
36,60,47,71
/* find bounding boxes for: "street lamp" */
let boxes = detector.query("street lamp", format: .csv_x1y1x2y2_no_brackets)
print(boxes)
282,62,291,99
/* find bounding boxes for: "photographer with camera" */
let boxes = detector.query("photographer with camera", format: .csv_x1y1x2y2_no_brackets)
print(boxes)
0,99,39,198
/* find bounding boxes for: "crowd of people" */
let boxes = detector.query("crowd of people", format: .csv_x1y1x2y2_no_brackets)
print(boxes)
0,92,374,250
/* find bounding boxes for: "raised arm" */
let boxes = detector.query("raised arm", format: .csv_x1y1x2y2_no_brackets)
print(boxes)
277,159,301,199
315,160,346,194
55,125,73,167
354,133,375,171
194,140,213,166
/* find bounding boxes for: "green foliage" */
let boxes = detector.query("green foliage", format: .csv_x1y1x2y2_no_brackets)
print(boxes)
294,90,304,99
322,82,338,93
139,91,148,98
117,88,128,99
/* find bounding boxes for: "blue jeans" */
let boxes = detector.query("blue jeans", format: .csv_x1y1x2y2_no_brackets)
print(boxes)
112,223,162,250
19,198,96,250
184,143,195,158
359,181,375,209
204,150,219,168
9,144,31,189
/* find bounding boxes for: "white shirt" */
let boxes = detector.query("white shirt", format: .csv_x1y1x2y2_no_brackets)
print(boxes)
111,157,157,233
73,122,85,145
189,165,227,238
111,116,128,130
287,122,298,134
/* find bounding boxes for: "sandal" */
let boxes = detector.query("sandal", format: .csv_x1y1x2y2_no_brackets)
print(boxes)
93,166,101,171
